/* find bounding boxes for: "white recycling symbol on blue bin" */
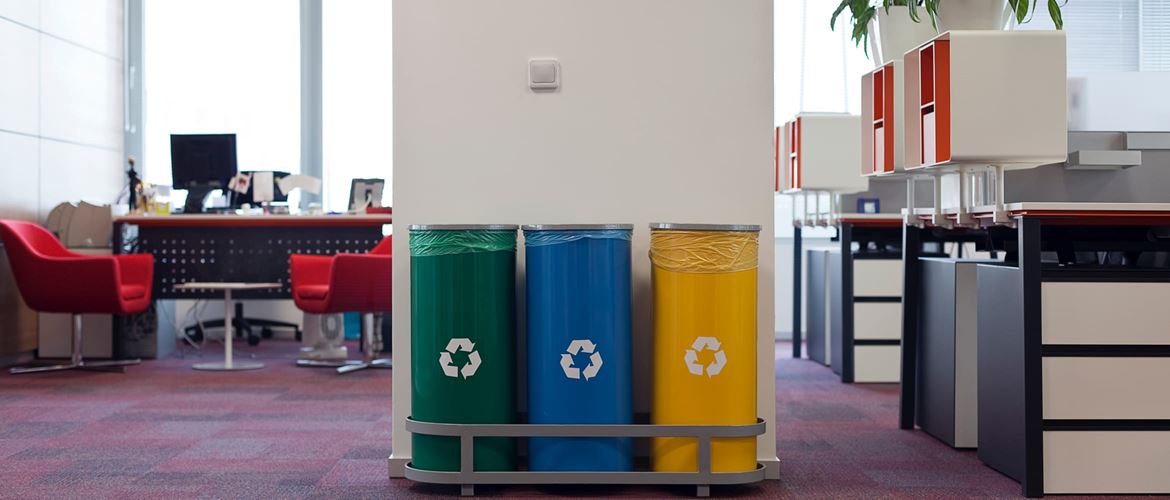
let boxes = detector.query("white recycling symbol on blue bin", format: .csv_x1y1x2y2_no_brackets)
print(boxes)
684,336,727,377
438,338,481,379
560,339,603,380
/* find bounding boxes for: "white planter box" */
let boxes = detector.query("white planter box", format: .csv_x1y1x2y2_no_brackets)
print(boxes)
904,31,1067,170
861,61,907,176
780,113,867,193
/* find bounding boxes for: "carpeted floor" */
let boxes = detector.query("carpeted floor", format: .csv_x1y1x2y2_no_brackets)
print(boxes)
0,340,1111,499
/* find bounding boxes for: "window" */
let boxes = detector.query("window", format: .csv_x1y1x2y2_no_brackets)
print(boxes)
1143,1,1170,71
143,0,300,187
323,0,393,213
775,0,870,238
1019,0,1170,73
775,0,871,124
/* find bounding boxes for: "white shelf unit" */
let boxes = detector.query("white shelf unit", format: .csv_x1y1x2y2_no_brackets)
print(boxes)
904,30,1067,170
861,61,907,177
779,114,868,194
902,30,1067,226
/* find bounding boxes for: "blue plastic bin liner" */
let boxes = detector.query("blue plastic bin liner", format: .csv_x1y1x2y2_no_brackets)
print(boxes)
523,225,633,472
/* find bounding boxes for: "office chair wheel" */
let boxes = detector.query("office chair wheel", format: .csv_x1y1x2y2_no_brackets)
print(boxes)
247,334,261,347
261,327,274,339
191,326,205,343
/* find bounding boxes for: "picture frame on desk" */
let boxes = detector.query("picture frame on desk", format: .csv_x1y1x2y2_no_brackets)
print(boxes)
349,179,385,212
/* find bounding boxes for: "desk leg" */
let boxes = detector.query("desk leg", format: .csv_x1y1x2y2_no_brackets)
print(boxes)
899,225,921,430
793,226,802,359
194,289,264,371
224,290,233,368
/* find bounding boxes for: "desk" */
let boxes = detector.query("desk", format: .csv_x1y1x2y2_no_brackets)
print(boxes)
831,216,905,383
113,214,392,300
899,203,1170,496
791,213,903,362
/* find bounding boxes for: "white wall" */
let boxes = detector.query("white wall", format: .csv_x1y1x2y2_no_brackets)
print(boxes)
0,0,124,222
392,0,776,474
0,0,124,357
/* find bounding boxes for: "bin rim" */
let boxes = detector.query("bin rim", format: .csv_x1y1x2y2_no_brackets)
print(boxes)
522,224,634,231
649,223,761,232
409,224,518,231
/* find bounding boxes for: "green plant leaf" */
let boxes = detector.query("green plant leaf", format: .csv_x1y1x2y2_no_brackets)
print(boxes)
925,0,938,31
1016,0,1029,24
831,0,849,30
1048,0,1064,29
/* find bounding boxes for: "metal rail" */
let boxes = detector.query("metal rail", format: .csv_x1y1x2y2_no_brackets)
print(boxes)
403,417,768,497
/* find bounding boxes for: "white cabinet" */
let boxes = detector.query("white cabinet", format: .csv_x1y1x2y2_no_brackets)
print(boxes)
861,61,907,176
780,113,867,193
903,31,1067,170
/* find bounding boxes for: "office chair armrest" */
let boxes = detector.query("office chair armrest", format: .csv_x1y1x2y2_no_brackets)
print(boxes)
35,256,122,310
290,254,334,287
116,253,154,287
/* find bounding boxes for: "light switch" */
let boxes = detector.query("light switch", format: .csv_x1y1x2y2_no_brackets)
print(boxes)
529,59,559,90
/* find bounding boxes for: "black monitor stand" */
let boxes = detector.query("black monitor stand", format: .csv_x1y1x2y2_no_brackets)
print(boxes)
183,186,215,214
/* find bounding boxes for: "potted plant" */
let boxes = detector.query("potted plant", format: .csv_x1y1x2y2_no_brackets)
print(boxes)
832,0,1067,65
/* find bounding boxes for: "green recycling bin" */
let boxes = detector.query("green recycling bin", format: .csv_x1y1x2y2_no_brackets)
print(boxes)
409,224,518,472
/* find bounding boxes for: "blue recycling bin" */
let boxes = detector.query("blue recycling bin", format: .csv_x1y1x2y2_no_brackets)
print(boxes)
523,224,633,472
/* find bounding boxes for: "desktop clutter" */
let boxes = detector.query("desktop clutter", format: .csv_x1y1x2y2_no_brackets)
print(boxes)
131,134,388,216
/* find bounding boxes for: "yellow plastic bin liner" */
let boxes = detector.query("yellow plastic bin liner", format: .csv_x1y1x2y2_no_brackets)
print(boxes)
649,223,760,473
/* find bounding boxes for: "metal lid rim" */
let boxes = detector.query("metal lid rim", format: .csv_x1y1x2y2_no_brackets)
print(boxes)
408,224,519,231
648,223,762,232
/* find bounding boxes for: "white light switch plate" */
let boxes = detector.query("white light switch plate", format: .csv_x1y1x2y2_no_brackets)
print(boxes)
529,59,559,90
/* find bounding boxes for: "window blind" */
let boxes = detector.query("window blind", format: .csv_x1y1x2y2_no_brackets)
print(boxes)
1141,0,1170,71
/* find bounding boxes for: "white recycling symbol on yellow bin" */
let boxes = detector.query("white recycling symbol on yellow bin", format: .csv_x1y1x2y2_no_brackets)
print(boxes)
438,338,481,379
684,336,727,377
560,339,603,380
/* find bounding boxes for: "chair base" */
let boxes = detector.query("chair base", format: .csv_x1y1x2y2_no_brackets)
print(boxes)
296,358,365,368
297,357,392,374
9,358,141,375
294,312,391,375
193,361,264,371
336,358,392,374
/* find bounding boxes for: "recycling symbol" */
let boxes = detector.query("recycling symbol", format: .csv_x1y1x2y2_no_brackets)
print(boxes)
684,336,727,377
560,339,603,380
438,338,482,379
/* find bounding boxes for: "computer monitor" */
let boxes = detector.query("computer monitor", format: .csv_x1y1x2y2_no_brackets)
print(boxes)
348,178,385,211
170,134,238,213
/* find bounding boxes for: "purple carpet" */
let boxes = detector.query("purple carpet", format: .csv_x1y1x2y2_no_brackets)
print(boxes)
0,341,1137,498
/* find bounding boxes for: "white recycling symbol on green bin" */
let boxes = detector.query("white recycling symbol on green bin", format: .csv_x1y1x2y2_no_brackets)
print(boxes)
684,336,727,377
560,339,603,380
438,338,481,379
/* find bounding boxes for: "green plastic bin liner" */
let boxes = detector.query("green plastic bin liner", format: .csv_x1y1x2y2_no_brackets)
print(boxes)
409,224,518,472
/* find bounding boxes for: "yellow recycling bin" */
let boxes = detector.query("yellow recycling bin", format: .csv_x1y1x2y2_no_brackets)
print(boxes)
649,223,759,473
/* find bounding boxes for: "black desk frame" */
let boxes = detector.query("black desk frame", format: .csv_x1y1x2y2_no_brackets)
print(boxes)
112,219,388,347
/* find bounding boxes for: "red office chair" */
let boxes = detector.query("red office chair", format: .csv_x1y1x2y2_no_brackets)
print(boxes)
290,236,392,374
0,220,153,374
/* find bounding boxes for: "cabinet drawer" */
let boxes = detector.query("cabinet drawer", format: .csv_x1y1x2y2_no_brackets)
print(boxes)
1042,282,1170,345
1045,431,1170,494
854,260,902,297
1043,357,1170,420
854,345,900,383
854,302,901,340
